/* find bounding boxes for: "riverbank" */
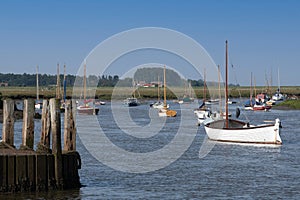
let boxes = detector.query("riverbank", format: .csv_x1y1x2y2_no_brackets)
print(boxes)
1,86,300,100
273,99,300,110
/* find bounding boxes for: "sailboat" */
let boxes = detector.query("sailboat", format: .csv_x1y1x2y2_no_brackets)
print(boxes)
272,68,284,101
158,66,177,117
204,41,282,145
151,75,169,109
178,81,194,104
194,67,211,125
60,64,67,112
124,80,139,107
244,73,272,111
35,65,43,109
77,62,99,115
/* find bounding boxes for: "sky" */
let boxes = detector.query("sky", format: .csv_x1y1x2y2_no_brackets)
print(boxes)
0,0,299,86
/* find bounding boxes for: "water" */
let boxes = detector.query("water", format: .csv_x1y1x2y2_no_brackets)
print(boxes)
1,100,300,199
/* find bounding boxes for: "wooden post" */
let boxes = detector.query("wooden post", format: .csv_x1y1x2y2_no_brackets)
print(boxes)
64,100,76,151
37,100,51,153
21,99,35,150
2,99,15,147
49,98,63,189
72,100,77,150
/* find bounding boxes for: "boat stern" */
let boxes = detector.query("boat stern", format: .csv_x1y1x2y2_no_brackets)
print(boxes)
274,118,282,145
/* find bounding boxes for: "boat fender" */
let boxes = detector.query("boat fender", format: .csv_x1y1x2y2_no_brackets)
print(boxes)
275,118,282,128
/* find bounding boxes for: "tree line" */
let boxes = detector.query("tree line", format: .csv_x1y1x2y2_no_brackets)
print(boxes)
0,71,239,88
0,73,120,87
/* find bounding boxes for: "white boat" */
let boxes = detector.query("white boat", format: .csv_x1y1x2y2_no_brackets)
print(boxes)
204,118,282,144
35,101,43,109
77,62,99,115
227,99,237,104
272,68,285,101
150,75,169,109
178,82,194,104
204,41,282,145
124,97,139,107
158,66,176,117
194,108,211,125
152,101,169,109
272,89,284,101
77,100,99,115
205,99,220,105
95,100,106,105
35,66,42,109
194,67,211,125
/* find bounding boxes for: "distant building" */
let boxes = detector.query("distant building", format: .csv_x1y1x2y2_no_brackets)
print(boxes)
0,82,8,87
137,81,160,88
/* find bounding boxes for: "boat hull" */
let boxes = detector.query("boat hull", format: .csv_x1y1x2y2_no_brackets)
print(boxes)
152,102,169,109
124,98,139,107
77,106,99,115
204,119,282,145
159,108,177,117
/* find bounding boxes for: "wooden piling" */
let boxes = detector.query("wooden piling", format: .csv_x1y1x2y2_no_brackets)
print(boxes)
2,99,15,147
0,98,81,193
21,99,35,150
37,100,51,153
64,100,76,151
49,98,63,189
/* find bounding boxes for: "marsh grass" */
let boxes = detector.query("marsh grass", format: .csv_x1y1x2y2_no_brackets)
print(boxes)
0,86,299,100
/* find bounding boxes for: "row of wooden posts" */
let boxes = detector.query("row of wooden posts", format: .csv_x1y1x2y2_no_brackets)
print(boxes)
2,98,76,152
0,98,81,192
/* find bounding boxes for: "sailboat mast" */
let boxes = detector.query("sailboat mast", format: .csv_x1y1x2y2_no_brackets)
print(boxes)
36,65,39,100
270,68,273,96
225,40,229,128
63,64,67,102
157,75,160,102
83,62,87,100
163,66,167,108
250,72,253,106
56,63,60,99
254,75,257,98
218,65,222,114
277,67,280,92
203,67,206,103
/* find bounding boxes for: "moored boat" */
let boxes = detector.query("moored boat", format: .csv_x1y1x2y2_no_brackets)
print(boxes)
124,97,139,107
204,41,282,145
158,66,176,117
77,62,99,115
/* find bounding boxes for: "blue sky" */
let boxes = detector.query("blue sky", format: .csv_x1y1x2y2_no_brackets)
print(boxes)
0,0,299,86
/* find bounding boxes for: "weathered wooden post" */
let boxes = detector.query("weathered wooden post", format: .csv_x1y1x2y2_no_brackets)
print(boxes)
20,99,35,150
37,100,51,153
64,100,76,151
49,98,63,189
2,99,15,147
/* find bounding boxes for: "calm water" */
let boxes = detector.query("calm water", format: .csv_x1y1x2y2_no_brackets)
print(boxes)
1,100,300,199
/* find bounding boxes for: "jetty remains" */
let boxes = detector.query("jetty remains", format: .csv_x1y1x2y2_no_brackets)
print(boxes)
0,98,81,193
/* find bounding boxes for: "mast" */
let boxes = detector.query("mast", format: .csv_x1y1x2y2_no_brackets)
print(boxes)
203,67,206,103
132,79,136,98
163,66,167,109
157,75,160,102
225,40,229,128
63,64,67,103
277,67,280,93
83,62,87,100
250,72,253,106
270,68,273,96
56,63,60,99
36,65,39,100
254,75,257,98
218,65,222,114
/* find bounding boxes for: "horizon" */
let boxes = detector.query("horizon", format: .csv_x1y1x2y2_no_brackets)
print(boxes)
0,0,299,86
